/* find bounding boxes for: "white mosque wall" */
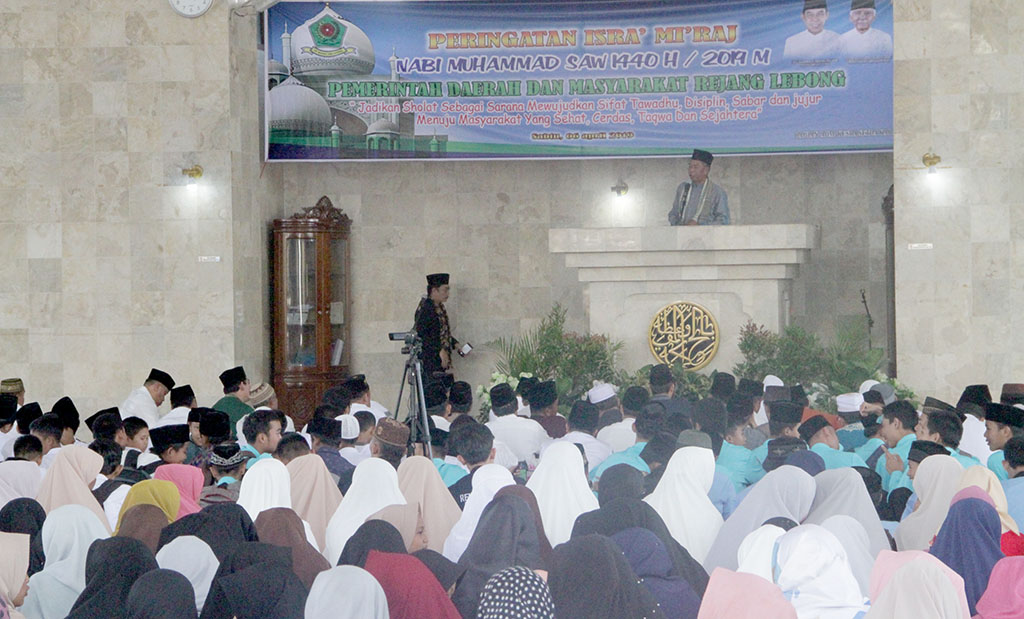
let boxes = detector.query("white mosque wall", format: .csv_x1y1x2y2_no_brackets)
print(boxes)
278,152,892,410
893,0,1024,402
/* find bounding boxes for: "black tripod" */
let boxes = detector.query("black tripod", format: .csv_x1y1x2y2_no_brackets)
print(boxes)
393,335,433,458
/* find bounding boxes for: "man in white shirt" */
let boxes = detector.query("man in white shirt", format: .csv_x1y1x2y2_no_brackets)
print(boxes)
784,0,840,61
597,385,646,453
838,0,892,60
345,374,389,422
30,413,63,470
552,400,612,472
339,411,373,466
152,384,197,429
88,439,132,530
119,368,175,428
485,383,549,468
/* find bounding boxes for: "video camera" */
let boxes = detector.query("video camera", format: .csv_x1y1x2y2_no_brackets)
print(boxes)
388,332,419,345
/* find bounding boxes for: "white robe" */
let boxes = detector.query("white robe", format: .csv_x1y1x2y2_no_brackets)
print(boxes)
39,445,62,471
838,27,893,59
783,29,840,60
151,405,192,429
596,418,636,453
119,386,160,427
550,431,612,472
485,414,550,467
339,444,370,467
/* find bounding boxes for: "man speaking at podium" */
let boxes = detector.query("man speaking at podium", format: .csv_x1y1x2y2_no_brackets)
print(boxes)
668,149,731,226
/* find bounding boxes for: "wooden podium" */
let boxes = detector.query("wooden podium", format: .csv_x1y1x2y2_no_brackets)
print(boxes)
549,225,819,372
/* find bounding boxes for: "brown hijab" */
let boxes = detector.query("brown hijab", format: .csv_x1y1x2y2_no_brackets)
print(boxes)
116,504,168,554
287,453,342,552
254,507,330,589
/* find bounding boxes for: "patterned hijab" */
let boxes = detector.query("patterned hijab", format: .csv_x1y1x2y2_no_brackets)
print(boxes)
477,566,554,619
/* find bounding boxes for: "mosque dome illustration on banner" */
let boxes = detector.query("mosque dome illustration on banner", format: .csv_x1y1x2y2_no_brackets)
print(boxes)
290,5,375,91
366,118,399,135
267,58,290,88
268,76,334,136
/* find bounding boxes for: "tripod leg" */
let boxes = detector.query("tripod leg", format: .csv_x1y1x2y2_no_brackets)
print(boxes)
394,358,411,420
411,359,433,459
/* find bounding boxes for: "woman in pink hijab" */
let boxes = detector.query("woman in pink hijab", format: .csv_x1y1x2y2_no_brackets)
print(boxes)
974,556,1024,619
697,568,796,619
154,464,203,519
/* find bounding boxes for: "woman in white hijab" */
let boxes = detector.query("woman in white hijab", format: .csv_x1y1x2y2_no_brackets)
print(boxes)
893,454,963,550
442,464,515,563
155,535,219,613
804,467,889,558
324,458,407,565
20,504,109,619
644,446,723,564
236,457,319,551
525,441,598,546
773,524,869,618
736,523,786,582
305,566,389,619
237,457,293,522
0,461,43,509
704,465,816,571
819,515,875,597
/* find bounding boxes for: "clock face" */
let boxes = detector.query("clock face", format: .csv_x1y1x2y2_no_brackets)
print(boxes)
168,0,213,18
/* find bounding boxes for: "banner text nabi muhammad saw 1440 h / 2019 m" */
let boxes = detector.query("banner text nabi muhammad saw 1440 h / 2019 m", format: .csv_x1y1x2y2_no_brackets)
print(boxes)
265,0,893,161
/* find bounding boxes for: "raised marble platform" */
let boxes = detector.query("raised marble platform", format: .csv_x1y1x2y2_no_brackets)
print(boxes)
549,225,820,373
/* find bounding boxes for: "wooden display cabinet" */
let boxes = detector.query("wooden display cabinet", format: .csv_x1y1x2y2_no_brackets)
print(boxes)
271,196,351,428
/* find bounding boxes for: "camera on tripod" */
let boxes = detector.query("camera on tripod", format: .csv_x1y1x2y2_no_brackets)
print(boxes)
388,331,419,345
388,331,420,355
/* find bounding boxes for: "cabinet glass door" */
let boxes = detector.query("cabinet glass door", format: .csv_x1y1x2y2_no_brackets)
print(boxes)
327,235,347,367
284,236,317,367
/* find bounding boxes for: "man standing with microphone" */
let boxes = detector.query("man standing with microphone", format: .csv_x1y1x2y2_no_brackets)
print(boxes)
668,149,731,226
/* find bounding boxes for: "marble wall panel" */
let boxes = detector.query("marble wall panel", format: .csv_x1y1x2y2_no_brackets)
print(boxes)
894,0,1024,401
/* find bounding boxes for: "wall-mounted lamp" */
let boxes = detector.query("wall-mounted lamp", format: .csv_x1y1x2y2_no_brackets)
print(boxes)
611,179,628,197
922,152,941,175
182,165,204,183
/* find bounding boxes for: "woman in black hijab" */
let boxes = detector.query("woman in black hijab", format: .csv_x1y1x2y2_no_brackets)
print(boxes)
452,494,543,618
0,498,46,575
412,549,466,596
127,569,198,618
200,542,307,619
67,536,159,619
338,519,407,568
596,463,646,506
548,534,663,619
210,564,306,619
158,503,259,562
572,498,709,599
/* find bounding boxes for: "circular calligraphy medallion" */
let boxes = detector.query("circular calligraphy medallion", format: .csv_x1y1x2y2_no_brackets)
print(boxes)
648,302,720,370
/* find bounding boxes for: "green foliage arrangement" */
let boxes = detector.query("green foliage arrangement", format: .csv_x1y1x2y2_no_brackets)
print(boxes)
488,304,626,414
625,362,714,401
733,317,916,410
